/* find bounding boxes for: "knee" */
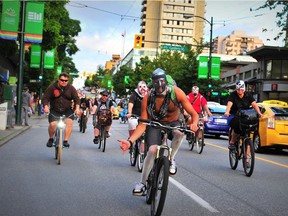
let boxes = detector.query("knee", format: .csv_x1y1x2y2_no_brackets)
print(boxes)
148,145,157,155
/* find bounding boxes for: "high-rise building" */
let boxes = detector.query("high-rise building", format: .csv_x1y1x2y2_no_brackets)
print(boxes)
140,0,206,51
213,31,264,55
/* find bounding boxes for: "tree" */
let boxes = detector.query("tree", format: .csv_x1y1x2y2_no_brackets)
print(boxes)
254,0,288,47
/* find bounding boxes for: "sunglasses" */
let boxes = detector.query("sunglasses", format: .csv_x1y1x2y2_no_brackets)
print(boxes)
60,79,68,82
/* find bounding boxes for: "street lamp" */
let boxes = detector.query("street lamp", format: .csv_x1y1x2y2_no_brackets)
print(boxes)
184,14,213,80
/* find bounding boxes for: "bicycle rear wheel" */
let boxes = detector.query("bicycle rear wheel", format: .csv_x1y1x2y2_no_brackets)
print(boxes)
129,140,137,166
195,129,204,154
243,138,255,177
151,157,169,216
101,128,107,152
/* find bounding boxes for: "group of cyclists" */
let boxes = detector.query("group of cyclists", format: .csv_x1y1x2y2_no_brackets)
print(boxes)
42,69,263,198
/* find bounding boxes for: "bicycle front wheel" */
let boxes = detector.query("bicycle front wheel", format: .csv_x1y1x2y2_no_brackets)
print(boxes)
101,128,107,152
130,140,138,166
229,145,238,170
81,115,86,133
151,157,169,216
243,138,255,177
195,129,204,154
57,129,63,165
98,126,103,150
137,140,146,172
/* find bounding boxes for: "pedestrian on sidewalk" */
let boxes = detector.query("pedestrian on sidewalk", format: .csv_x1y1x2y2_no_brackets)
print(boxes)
22,86,32,126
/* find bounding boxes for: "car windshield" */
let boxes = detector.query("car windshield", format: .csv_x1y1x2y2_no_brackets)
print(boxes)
270,106,288,115
208,105,226,114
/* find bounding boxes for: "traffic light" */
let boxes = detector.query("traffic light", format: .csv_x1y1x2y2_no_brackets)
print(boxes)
134,34,142,49
107,80,112,87
208,83,212,88
271,83,278,91
39,75,43,80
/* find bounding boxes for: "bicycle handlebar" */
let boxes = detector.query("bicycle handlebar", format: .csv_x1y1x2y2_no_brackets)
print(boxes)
138,118,195,135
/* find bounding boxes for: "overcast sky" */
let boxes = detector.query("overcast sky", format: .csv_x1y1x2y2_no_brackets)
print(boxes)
66,0,284,74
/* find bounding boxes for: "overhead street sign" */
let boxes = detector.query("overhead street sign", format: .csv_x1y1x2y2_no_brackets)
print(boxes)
161,45,188,52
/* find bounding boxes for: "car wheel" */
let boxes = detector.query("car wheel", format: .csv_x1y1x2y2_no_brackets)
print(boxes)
215,134,221,139
253,131,262,153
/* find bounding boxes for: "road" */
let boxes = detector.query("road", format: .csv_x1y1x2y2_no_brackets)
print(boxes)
0,116,288,216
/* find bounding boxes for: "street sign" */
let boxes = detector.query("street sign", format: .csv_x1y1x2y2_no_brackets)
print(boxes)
30,79,38,83
97,76,104,78
161,45,188,52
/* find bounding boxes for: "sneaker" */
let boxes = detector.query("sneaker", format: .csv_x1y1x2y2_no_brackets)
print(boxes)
169,160,177,175
46,138,53,148
63,141,70,148
93,137,99,144
106,131,110,138
228,144,236,150
132,182,146,196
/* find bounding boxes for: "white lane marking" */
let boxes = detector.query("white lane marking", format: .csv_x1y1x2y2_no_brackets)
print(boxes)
169,177,219,213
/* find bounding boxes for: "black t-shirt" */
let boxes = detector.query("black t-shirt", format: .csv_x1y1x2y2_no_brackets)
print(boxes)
128,92,143,116
227,91,255,115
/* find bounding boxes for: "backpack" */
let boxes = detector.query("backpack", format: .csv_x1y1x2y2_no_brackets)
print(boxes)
96,98,112,126
166,75,185,122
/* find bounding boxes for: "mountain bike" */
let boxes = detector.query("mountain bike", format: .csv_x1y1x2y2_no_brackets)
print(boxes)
186,117,204,154
50,113,74,165
228,110,259,177
129,115,147,172
79,109,87,133
139,118,194,216
97,109,112,153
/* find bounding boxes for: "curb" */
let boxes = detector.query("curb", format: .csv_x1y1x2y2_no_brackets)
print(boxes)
0,126,31,147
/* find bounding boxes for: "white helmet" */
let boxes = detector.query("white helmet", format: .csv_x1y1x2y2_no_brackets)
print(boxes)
236,80,245,90
192,86,199,94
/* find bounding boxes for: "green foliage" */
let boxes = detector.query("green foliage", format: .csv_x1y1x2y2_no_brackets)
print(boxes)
112,65,134,96
254,0,288,46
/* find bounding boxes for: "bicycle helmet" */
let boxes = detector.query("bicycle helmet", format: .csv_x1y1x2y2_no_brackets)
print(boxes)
236,80,245,90
151,68,167,94
192,86,199,95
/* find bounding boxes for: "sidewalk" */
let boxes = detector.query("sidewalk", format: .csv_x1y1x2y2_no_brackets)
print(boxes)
0,114,45,147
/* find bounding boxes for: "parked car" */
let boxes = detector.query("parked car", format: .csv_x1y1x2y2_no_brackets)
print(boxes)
204,103,233,138
253,100,288,152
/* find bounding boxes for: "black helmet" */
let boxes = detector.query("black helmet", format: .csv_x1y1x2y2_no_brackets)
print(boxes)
151,68,167,94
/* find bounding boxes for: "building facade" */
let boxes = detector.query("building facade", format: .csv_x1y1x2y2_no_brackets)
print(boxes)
140,0,206,51
221,46,288,102
213,31,264,56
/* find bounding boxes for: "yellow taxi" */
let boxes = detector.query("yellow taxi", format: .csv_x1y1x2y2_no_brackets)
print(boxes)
253,100,288,152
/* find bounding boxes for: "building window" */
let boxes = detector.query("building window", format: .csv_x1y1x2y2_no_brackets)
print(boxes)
272,60,281,79
266,60,272,78
245,70,251,79
282,59,288,79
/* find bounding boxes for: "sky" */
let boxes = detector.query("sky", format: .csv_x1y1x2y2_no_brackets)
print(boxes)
66,0,285,74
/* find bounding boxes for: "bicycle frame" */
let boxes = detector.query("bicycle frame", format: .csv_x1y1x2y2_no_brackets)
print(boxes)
50,113,74,165
139,118,194,216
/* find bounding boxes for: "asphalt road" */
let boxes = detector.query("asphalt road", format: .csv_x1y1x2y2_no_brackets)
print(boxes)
0,116,288,216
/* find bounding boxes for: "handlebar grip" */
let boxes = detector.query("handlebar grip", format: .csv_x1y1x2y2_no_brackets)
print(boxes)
138,118,150,123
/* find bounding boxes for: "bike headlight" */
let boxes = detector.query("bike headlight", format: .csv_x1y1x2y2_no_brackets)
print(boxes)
58,121,66,129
